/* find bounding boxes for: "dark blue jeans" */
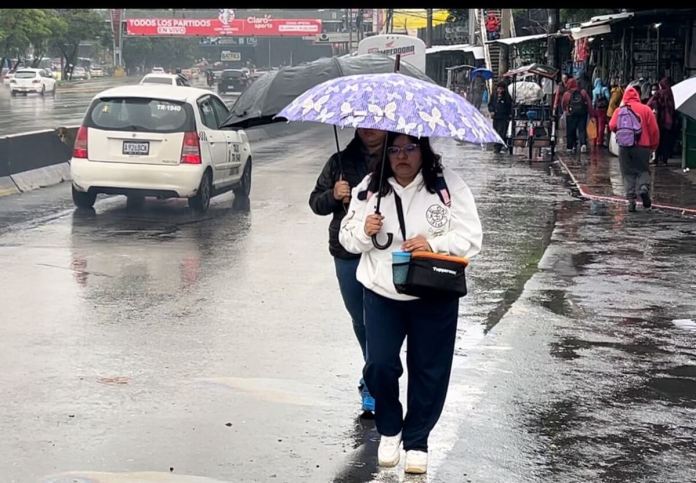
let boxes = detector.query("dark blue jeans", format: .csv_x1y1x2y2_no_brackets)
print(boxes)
333,256,367,361
363,288,459,451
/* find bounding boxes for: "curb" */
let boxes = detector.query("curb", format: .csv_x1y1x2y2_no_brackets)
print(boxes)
557,155,696,216
0,176,20,197
10,163,71,193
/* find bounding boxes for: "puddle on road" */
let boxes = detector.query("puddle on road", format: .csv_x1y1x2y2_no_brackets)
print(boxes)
673,318,696,332
42,471,229,483
550,336,669,360
195,376,331,407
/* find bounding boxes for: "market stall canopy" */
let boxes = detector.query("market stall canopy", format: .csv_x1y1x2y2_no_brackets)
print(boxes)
570,11,635,40
391,9,450,30
425,44,485,60
486,33,549,46
503,63,559,80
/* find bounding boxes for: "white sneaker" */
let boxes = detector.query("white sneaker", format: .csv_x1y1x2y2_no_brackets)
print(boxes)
404,450,428,474
580,144,587,153
377,431,402,467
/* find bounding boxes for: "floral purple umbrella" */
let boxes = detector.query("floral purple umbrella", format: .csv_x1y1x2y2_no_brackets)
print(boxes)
275,72,505,145
275,72,505,249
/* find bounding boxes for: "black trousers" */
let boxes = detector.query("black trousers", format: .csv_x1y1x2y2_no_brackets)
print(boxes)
566,113,588,150
493,118,508,152
363,288,459,451
618,145,651,200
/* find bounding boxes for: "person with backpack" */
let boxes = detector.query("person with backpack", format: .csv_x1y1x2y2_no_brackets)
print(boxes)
339,131,482,474
561,78,592,153
592,78,611,148
609,86,660,212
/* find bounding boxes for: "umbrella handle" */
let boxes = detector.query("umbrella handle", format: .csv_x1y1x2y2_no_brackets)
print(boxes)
372,232,394,250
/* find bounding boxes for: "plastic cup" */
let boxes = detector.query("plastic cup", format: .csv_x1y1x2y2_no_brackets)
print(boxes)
392,251,411,285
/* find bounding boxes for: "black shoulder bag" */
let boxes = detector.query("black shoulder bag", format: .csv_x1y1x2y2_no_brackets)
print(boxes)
392,192,469,300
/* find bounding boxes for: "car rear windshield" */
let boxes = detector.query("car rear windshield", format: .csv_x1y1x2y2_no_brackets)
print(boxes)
85,97,195,133
222,71,244,79
142,77,173,85
15,71,38,79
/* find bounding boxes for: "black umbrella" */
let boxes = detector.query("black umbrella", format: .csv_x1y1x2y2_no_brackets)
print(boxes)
220,53,434,130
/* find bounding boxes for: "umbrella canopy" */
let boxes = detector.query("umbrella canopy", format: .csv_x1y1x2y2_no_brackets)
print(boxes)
470,68,493,80
672,76,696,120
276,72,504,145
221,54,433,129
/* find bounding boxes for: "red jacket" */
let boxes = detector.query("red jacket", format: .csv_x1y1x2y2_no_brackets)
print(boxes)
609,87,660,151
561,78,592,115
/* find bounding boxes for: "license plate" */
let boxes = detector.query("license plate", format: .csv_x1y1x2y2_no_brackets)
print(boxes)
122,141,149,155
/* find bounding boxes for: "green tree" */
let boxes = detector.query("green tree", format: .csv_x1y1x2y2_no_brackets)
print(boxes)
51,9,108,76
0,9,50,70
27,10,65,67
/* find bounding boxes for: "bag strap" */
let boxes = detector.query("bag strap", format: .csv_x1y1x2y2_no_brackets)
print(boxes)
393,192,407,241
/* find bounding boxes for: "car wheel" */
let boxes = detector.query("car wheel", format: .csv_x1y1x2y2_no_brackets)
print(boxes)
126,194,145,210
188,170,212,213
72,185,96,209
233,158,252,199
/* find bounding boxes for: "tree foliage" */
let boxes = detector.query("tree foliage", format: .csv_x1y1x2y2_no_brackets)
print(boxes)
51,9,108,74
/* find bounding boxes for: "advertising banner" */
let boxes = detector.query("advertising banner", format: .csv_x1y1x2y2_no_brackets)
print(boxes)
126,17,322,37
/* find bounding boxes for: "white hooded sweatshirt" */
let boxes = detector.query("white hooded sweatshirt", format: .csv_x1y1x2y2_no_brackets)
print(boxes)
339,167,482,301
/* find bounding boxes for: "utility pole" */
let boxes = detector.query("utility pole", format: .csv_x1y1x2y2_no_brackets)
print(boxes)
426,9,433,48
469,8,476,45
547,9,560,69
348,8,353,54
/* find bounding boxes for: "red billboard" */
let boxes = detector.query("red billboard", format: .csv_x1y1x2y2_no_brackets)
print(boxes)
126,17,322,37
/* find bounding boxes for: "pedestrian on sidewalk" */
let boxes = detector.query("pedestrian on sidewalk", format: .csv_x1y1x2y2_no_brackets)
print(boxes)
592,78,611,147
561,78,592,153
609,86,660,212
309,128,387,416
647,77,677,165
339,131,482,475
488,81,513,153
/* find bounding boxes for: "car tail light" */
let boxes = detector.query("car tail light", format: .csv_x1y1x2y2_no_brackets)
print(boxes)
73,126,88,159
180,131,201,164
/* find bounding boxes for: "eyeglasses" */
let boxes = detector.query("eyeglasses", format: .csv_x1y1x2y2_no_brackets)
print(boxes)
386,143,419,156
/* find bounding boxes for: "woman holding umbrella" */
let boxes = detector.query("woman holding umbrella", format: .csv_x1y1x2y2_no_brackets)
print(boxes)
339,131,482,474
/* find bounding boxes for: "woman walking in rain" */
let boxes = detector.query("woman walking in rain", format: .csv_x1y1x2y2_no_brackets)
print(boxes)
309,128,387,416
339,131,482,474
648,77,677,165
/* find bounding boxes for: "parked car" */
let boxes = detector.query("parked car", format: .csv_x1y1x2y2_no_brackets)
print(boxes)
140,73,190,87
9,68,56,96
2,71,15,86
70,85,253,212
217,69,250,94
71,66,90,80
89,65,105,78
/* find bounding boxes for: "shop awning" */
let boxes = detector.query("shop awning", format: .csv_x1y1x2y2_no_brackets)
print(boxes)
487,33,549,46
570,12,635,40
425,44,485,60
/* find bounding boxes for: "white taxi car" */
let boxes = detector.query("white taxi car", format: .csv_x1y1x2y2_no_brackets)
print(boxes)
140,73,190,87
70,85,252,212
9,68,56,96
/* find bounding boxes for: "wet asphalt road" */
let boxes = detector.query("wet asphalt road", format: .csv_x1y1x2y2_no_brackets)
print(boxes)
1,123,695,482
0,76,238,136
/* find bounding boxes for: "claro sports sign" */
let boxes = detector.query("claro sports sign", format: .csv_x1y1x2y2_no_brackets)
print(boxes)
126,17,322,37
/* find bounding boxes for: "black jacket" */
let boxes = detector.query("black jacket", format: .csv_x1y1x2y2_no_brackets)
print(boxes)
488,90,513,120
309,136,378,259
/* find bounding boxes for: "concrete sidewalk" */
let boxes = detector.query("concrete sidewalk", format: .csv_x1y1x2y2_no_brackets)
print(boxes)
557,146,696,215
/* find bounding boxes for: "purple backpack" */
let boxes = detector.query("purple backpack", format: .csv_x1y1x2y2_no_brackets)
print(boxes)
615,106,642,147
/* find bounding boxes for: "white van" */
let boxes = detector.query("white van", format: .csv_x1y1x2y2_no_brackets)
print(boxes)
357,34,426,73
